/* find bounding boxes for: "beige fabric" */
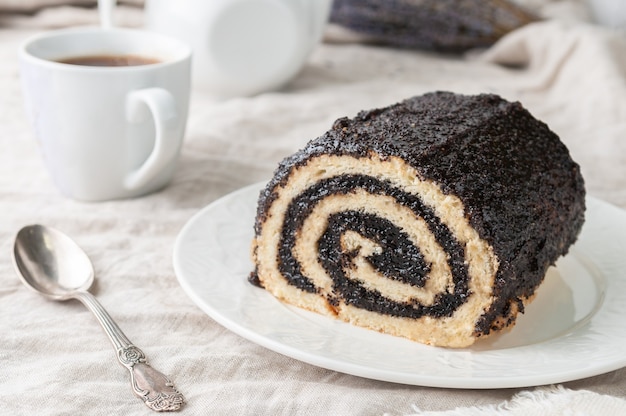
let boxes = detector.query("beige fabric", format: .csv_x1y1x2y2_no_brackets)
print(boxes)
1,2,625,415
406,385,626,416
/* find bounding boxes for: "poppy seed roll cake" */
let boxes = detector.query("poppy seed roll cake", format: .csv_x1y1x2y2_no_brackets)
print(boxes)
250,91,585,348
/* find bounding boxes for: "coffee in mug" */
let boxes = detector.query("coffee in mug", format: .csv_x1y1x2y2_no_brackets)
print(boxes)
58,54,160,67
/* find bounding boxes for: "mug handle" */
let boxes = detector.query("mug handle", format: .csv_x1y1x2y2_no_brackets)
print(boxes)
124,88,182,191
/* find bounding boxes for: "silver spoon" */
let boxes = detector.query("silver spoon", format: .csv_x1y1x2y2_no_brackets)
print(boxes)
12,224,184,412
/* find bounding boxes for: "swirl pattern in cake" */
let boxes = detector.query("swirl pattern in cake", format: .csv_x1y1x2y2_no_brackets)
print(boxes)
250,92,585,348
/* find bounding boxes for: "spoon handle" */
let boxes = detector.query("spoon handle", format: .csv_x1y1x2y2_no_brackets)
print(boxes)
75,291,185,412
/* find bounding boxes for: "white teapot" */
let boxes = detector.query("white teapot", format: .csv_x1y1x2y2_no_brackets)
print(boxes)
587,0,626,29
144,0,332,97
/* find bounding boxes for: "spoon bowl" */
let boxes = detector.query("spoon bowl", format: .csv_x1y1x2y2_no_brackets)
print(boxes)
14,224,94,300
12,224,184,412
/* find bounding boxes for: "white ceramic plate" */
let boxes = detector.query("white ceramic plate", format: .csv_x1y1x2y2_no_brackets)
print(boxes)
173,182,626,389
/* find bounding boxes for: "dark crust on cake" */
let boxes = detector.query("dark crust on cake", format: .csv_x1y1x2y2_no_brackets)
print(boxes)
254,91,586,336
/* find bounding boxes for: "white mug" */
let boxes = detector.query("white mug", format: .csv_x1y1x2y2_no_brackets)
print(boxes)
144,0,332,97
19,27,192,201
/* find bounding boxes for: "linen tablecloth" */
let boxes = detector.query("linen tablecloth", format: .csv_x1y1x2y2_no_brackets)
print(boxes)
1,1,626,414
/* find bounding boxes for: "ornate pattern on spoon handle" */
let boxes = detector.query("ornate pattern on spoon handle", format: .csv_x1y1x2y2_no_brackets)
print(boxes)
118,346,185,411
76,291,185,411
